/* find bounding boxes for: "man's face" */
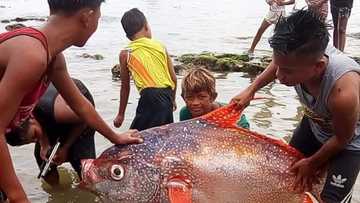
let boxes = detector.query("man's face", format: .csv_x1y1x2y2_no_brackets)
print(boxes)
273,52,321,86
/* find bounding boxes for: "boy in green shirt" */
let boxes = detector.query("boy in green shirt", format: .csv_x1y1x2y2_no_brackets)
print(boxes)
180,68,249,128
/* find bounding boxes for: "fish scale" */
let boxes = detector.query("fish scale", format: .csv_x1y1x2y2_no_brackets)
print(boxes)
81,104,322,203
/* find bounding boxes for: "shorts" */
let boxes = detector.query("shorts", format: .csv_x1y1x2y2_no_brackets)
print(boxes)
130,87,174,131
0,190,6,202
331,3,353,28
290,116,360,202
264,10,285,24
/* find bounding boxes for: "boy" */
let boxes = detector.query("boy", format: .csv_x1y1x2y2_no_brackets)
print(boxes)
0,1,141,202
232,10,360,202
180,68,249,129
330,0,353,51
248,0,295,55
114,8,177,131
6,78,96,185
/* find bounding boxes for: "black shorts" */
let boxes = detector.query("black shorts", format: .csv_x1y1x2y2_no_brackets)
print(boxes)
330,0,353,28
130,87,174,131
0,190,6,202
290,116,360,202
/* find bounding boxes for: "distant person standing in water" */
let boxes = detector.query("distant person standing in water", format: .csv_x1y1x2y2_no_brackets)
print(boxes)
247,0,295,55
306,0,329,20
330,0,353,51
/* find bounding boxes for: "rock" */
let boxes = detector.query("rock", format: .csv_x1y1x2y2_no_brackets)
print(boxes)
351,56,360,64
79,53,104,60
111,64,121,78
1,17,46,24
347,33,360,39
5,23,26,31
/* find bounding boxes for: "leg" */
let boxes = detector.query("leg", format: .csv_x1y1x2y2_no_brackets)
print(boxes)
337,7,351,52
249,19,272,53
320,150,360,203
289,116,323,157
330,6,339,48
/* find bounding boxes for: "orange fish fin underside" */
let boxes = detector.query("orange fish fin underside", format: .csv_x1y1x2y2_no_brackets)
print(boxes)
303,192,319,203
167,179,192,203
201,103,241,128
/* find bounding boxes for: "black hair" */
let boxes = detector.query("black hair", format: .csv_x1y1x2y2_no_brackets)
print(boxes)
121,8,147,40
5,118,32,146
48,0,105,14
269,9,330,58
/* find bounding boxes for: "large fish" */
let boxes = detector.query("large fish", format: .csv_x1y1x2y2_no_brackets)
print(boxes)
81,104,321,203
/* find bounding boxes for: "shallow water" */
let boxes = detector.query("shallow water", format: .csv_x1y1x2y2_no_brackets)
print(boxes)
1,0,359,202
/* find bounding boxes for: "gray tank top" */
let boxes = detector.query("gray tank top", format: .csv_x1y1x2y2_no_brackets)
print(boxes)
295,45,360,150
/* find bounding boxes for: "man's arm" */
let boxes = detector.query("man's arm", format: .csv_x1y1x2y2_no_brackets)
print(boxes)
308,72,359,166
48,53,141,145
231,60,277,109
166,50,177,110
290,72,360,192
114,50,131,128
0,38,47,203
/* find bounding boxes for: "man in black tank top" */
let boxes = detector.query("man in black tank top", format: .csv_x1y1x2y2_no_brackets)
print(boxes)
6,79,96,185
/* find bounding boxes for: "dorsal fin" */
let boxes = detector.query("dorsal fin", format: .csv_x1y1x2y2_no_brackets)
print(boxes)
201,103,242,128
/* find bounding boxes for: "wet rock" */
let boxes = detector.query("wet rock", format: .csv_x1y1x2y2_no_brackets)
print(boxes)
351,56,360,64
79,53,104,60
5,23,26,31
112,64,121,78
177,52,266,73
348,33,360,39
1,17,46,23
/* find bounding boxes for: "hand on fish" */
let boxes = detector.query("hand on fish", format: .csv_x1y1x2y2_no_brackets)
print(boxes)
290,158,323,193
231,88,254,110
111,129,143,145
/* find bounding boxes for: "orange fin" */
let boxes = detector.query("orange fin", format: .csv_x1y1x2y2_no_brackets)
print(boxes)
303,192,319,203
201,103,241,128
167,179,192,203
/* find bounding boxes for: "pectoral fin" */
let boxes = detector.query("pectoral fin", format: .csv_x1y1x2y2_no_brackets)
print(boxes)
167,178,192,203
303,192,319,203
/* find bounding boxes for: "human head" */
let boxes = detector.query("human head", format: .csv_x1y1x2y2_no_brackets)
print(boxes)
47,0,105,47
269,9,330,86
181,67,218,118
121,8,151,40
5,118,42,146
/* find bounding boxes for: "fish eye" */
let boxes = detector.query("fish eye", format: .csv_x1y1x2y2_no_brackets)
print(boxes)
110,164,125,181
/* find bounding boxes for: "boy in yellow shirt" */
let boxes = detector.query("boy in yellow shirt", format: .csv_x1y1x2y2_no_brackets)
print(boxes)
114,8,177,131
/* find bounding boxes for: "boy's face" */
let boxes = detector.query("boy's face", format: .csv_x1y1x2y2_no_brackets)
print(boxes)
183,91,216,118
273,53,324,86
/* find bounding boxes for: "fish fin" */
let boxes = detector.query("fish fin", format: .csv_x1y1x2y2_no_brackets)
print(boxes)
167,178,192,203
303,192,319,203
201,103,241,128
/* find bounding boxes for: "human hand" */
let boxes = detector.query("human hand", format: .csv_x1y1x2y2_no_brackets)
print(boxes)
113,114,124,128
40,144,51,161
289,158,319,193
110,129,143,145
53,147,68,165
230,88,255,110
